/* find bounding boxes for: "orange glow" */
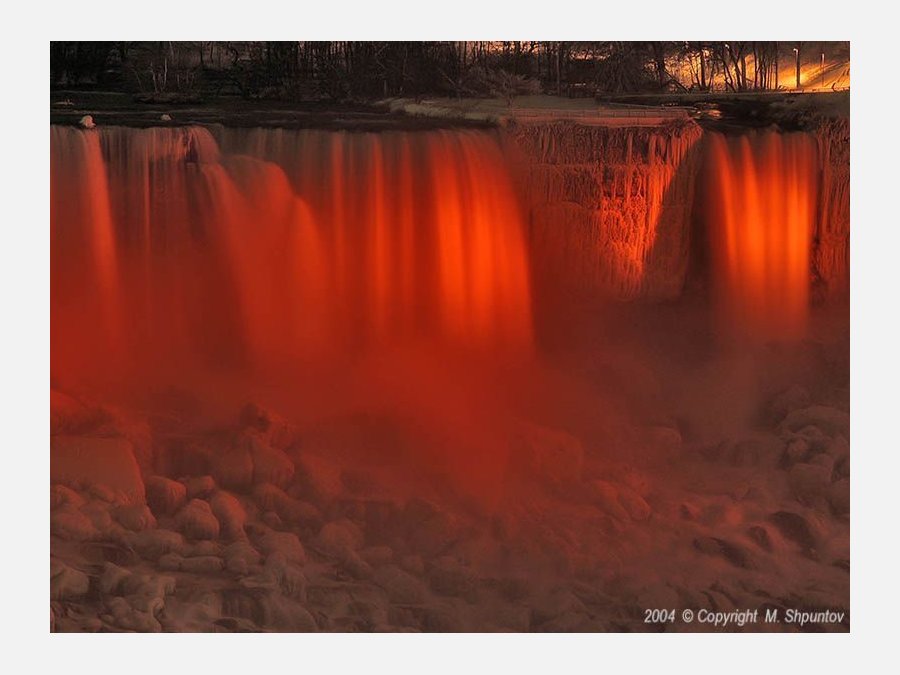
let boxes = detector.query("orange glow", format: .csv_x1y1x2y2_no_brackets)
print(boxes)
704,131,818,342
50,126,533,396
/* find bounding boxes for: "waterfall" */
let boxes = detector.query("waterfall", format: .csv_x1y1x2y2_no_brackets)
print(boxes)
703,130,819,341
50,125,534,394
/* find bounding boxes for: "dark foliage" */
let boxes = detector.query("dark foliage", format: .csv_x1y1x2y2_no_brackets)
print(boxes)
49,41,849,101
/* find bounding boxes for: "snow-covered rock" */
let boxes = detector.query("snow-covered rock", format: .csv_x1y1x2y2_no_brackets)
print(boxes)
616,484,652,521
51,505,98,541
175,499,220,540
829,478,850,515
145,476,187,516
767,385,811,423
208,491,248,540
50,559,90,600
316,519,364,559
239,402,297,449
264,552,308,599
113,504,157,532
788,463,832,505
780,406,850,438
372,565,428,605
255,530,306,565
590,480,630,522
125,528,185,560
223,540,261,575
248,435,294,487
253,482,321,525
50,484,84,510
99,562,131,595
360,545,394,567
181,475,216,499
81,499,115,534
180,555,224,574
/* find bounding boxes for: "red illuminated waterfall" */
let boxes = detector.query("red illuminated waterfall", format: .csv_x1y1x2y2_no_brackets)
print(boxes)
704,131,818,341
50,126,534,396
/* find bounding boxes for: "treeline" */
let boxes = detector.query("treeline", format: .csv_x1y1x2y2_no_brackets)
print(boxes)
50,41,848,100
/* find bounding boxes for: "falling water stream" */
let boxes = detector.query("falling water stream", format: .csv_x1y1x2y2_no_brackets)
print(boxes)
51,126,534,396
704,130,819,342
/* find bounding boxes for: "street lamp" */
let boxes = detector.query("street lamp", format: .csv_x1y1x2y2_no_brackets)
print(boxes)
793,47,800,90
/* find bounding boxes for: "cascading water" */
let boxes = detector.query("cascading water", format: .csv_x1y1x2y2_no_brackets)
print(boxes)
50,126,534,397
703,130,819,342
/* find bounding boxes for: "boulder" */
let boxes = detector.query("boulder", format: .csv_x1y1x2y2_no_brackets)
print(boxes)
826,436,850,467
145,476,187,516
119,572,176,602
829,478,850,515
532,588,587,627
50,559,90,600
360,545,394,567
262,511,283,529
252,482,287,512
373,565,428,605
51,506,98,541
239,402,296,449
256,530,306,565
402,499,460,558
316,519,364,559
692,537,753,569
265,596,318,631
248,435,294,487
86,483,118,503
113,504,157,532
180,555,224,574
102,597,161,632
784,437,811,465
50,484,84,510
158,553,184,571
789,425,831,453
264,552,308,599
184,540,222,558
788,463,832,504
181,475,216,499
426,556,477,599
223,540,261,575
253,482,320,525
780,406,850,438
208,491,248,540
616,484,651,521
175,499,220,540
767,511,821,553
99,562,132,595
767,385,811,423
125,528,185,560
590,480,630,522
81,500,115,534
